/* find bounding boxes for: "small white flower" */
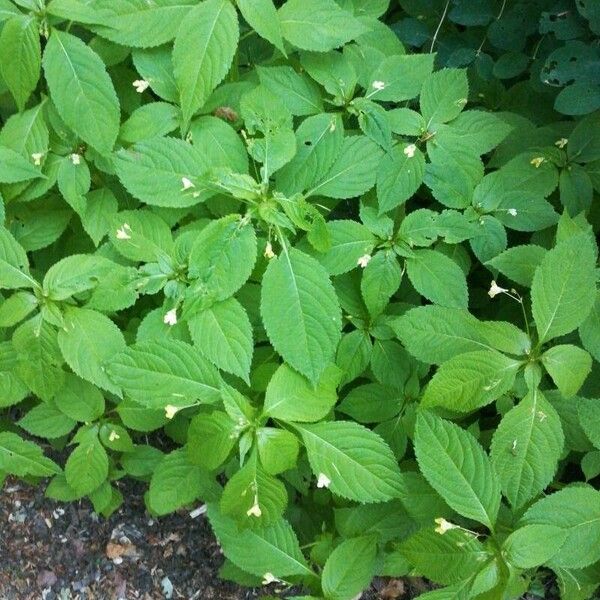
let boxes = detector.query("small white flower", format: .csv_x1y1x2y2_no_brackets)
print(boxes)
70,153,81,166
530,156,545,168
317,473,331,489
133,79,150,93
372,80,386,91
434,517,458,535
116,223,132,240
357,254,372,268
488,280,508,299
165,405,180,420
181,177,195,191
163,308,177,326
108,430,120,442
555,137,568,149
403,143,417,158
264,241,276,259
31,152,44,166
262,573,278,585
507,208,518,216
246,501,262,518
189,504,207,519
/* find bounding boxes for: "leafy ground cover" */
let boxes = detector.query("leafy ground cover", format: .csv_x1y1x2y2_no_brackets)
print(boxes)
1,0,600,599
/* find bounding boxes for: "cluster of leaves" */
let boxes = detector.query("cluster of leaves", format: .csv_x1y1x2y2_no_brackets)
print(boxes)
0,0,599,599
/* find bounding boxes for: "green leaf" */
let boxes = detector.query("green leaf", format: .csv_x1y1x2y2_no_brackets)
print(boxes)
188,297,253,382
258,66,323,116
0,146,43,183
415,411,501,529
490,389,564,508
42,30,120,154
0,15,41,111
421,350,520,412
18,401,76,439
531,233,597,343
187,215,257,310
0,431,61,477
578,398,600,449
148,448,220,515
322,536,377,600
316,220,376,276
335,329,372,386
261,248,341,385
0,227,34,290
400,527,489,585
221,453,287,527
542,344,592,398
115,137,213,207
263,362,341,422
338,382,402,424
276,113,344,195
294,420,404,502
236,0,285,54
308,136,383,199
172,0,239,128
256,427,299,475
119,101,180,144
368,54,435,102
503,524,567,569
65,433,108,496
108,339,223,409
420,68,469,127
88,0,197,48
278,0,367,52
121,445,164,477
377,143,426,213
445,111,512,155
353,97,392,153
361,250,402,317
521,486,600,568
394,306,531,365
54,373,105,422
208,506,313,578
486,244,547,288
406,249,468,308
58,307,125,396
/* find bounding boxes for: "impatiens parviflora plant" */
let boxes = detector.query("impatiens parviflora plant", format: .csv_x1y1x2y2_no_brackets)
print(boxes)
0,0,599,598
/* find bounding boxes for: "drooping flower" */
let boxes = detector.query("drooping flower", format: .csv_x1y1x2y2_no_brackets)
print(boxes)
116,223,132,240
357,254,372,268
488,280,508,298
317,473,331,489
434,517,458,534
555,138,568,149
133,79,150,93
31,152,44,166
246,501,262,518
70,153,81,165
264,241,276,259
181,177,195,191
404,144,417,158
372,80,386,91
530,156,545,168
163,308,177,326
165,405,180,420
507,208,518,216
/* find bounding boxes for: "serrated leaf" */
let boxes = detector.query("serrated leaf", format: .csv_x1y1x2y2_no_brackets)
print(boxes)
361,250,401,317
368,54,435,102
107,339,223,409
531,233,597,343
261,248,341,384
401,527,489,585
578,398,600,449
0,15,41,111
149,448,220,515
377,143,425,213
420,68,469,127
307,135,383,199
294,420,404,502
278,0,367,52
43,30,120,154
406,249,468,308
322,536,377,600
394,306,531,365
258,66,323,116
521,486,600,569
486,244,546,287
0,146,43,184
208,505,313,578
54,373,105,422
236,0,285,54
65,433,108,496
0,431,61,477
18,401,76,439
503,524,567,569
58,307,125,396
173,0,239,128
188,297,253,381
490,389,563,508
263,362,341,422
542,344,592,398
415,411,501,529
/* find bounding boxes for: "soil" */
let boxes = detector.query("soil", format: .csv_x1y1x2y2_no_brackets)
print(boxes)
0,477,430,600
